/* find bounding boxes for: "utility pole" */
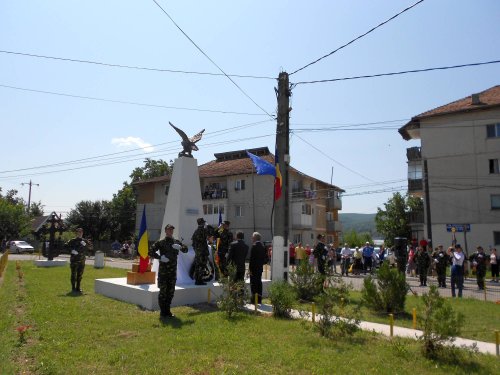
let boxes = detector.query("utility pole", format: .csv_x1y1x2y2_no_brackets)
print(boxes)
21,180,39,213
272,71,291,281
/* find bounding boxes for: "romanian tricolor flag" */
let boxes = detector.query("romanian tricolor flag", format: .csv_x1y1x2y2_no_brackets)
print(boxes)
138,206,149,273
274,147,282,201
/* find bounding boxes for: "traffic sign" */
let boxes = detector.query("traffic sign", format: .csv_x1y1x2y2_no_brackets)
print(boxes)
446,224,470,232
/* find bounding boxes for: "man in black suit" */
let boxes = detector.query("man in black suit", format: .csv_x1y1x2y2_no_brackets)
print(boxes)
227,231,249,282
249,232,267,304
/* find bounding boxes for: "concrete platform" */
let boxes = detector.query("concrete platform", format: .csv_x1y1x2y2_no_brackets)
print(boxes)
95,277,270,311
34,259,68,267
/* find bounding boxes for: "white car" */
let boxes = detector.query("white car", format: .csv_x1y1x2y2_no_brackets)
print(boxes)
10,241,35,254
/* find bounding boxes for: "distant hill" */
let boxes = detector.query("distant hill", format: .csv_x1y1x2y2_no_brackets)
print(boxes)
339,213,379,237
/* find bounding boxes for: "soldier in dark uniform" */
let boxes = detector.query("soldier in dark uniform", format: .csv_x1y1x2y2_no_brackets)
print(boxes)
433,245,449,288
227,231,249,282
416,246,431,286
470,246,488,290
149,224,188,319
249,232,266,304
216,220,232,277
65,227,92,294
313,234,328,276
191,218,210,285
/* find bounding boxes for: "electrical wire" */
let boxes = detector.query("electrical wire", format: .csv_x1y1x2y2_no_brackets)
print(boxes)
293,60,500,85
0,83,267,116
151,0,274,119
290,0,425,75
0,49,275,80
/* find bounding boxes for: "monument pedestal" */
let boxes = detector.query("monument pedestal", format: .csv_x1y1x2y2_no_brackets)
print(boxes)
126,263,156,285
34,259,67,267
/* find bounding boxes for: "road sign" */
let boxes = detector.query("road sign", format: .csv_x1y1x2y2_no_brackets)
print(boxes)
446,224,471,232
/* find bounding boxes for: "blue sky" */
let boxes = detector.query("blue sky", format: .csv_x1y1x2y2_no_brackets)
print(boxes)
1,0,499,215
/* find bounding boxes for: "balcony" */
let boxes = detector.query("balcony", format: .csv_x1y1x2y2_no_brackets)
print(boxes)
408,210,424,224
202,188,227,200
408,178,423,192
326,196,342,210
406,147,422,162
326,220,342,232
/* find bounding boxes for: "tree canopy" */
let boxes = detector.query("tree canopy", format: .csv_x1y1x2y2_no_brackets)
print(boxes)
375,192,423,247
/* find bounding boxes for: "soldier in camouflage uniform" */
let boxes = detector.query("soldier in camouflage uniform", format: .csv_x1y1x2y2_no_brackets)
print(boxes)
191,218,210,285
313,234,328,276
433,245,449,288
416,246,431,286
216,220,232,277
470,246,488,290
65,227,92,294
149,224,188,319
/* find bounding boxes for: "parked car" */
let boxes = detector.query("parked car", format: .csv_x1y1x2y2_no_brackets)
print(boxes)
9,241,35,254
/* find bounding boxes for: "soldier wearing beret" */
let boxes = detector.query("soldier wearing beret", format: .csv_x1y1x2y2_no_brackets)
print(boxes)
65,227,92,294
216,220,232,277
149,224,187,319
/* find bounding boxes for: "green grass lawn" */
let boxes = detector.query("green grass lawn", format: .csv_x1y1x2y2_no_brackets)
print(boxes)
1,261,499,375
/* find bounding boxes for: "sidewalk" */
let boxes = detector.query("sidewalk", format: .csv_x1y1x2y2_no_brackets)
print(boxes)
243,303,498,356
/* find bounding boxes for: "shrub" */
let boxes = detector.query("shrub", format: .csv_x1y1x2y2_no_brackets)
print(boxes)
362,261,409,313
315,279,360,338
419,285,464,358
268,280,296,318
289,260,324,301
216,264,247,318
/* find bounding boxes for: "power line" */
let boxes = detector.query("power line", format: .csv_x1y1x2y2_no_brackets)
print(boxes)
293,59,500,85
0,119,273,174
290,0,425,75
0,83,267,116
0,49,275,80
0,133,276,179
151,0,274,120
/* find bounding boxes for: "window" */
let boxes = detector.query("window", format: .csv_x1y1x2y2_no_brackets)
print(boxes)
302,203,312,215
494,231,500,246
213,204,225,215
203,204,213,215
326,212,334,221
293,234,302,244
235,205,244,217
235,179,245,191
408,164,423,179
491,195,500,210
489,159,500,174
486,123,500,138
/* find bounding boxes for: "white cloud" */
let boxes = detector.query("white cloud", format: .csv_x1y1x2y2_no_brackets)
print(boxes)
111,137,154,153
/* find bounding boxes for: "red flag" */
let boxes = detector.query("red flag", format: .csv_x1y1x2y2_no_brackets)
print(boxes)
274,148,282,201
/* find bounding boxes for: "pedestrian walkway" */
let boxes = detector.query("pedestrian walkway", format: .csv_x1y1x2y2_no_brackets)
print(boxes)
243,303,498,356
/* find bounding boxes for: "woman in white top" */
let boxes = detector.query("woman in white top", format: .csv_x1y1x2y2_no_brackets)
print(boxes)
448,244,465,298
490,248,498,283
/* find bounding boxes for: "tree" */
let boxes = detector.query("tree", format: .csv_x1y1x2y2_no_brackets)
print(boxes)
129,158,172,182
109,182,136,241
28,201,44,217
343,229,373,247
375,192,422,247
0,188,31,240
66,200,111,241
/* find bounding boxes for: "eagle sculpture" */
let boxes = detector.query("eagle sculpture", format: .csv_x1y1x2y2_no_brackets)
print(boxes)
169,122,205,158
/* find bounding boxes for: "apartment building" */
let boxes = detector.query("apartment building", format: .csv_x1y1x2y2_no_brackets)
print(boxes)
133,147,344,246
399,85,500,253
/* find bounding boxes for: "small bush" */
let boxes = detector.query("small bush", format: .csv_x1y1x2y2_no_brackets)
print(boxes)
315,279,360,338
289,260,324,301
268,280,297,318
419,285,464,358
362,262,409,313
216,264,247,318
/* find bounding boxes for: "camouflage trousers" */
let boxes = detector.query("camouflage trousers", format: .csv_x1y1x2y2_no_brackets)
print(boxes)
70,259,85,289
158,273,176,314
194,251,209,283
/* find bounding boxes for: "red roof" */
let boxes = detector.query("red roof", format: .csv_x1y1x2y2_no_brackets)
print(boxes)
399,85,500,140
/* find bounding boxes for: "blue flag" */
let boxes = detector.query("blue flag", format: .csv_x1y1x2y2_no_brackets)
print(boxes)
246,151,276,177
